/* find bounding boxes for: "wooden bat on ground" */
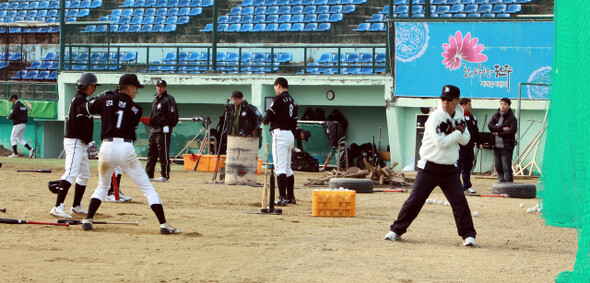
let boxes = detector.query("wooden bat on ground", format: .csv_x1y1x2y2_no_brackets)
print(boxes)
373,189,408,193
17,169,52,173
261,143,270,209
465,194,509,198
0,217,69,227
57,219,139,225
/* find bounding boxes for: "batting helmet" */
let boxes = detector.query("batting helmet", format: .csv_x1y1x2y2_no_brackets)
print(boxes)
77,72,101,90
48,180,60,194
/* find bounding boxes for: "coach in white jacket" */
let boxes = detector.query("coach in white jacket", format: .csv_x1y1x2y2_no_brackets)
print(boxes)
384,85,477,247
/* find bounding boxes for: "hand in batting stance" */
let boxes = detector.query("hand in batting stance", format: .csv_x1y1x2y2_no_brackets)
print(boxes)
50,73,101,219
384,85,477,247
83,74,180,234
262,77,298,206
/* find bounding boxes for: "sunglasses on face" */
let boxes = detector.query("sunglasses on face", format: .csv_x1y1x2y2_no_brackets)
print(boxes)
441,97,452,102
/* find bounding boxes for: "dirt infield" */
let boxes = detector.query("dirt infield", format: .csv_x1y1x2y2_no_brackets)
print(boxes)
0,157,577,282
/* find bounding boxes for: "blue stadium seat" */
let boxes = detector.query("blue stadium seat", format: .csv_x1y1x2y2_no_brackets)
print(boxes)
66,9,79,18
367,13,384,22
122,0,135,7
94,25,108,32
80,0,92,8
131,16,143,24
454,13,467,17
492,4,506,13
438,13,452,17
126,24,139,32
82,25,96,33
241,0,253,5
163,24,176,32
154,0,167,7
297,62,320,74
290,0,303,5
317,53,335,63
200,24,213,31
201,0,213,6
482,13,495,18
11,70,26,80
277,23,291,31
252,15,265,23
226,23,240,32
329,5,342,13
436,5,450,14
317,5,330,13
133,8,145,17
117,24,130,32
164,16,178,24
141,16,155,24
177,16,189,24
90,0,103,8
514,0,530,3
316,13,330,22
357,53,373,63
150,24,163,32
501,0,515,3
343,53,359,63
394,5,408,14
177,7,190,15
342,4,355,13
154,16,166,24
290,14,304,23
278,15,291,23
156,8,168,16
289,22,304,31
27,61,43,70
250,23,266,31
488,0,501,3
450,4,464,13
242,6,255,14
189,0,202,7
178,0,191,6
468,13,481,17
47,71,57,80
18,2,30,9
23,70,39,80
188,7,202,15
477,4,492,13
313,0,327,4
303,6,316,14
506,4,521,13
276,6,290,14
227,16,240,24
264,23,278,31
167,7,179,16
228,7,242,15
265,14,279,23
497,13,509,17
327,13,343,22
265,6,279,15
290,5,304,14
122,8,135,16
368,22,385,31
264,0,278,5
253,6,266,15
240,15,253,23
239,23,253,31
144,8,157,16
35,70,51,80
142,24,155,32
117,16,131,24
463,4,478,13
317,22,330,31
460,0,474,3
302,14,317,22
166,0,180,7
474,0,487,3
42,52,58,61
446,0,460,4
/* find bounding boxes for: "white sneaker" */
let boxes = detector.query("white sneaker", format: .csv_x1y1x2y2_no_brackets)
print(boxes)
28,148,35,158
50,203,72,218
118,192,132,202
465,188,477,194
154,177,169,183
160,223,181,234
8,153,18,158
384,231,401,241
70,203,88,214
105,194,130,203
463,237,476,247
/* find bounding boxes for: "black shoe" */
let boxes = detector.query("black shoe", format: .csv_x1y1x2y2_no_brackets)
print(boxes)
286,198,296,204
274,197,288,206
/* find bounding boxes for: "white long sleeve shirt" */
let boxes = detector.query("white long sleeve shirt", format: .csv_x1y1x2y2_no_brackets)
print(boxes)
418,102,470,166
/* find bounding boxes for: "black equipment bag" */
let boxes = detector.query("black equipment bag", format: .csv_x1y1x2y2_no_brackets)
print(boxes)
292,151,319,172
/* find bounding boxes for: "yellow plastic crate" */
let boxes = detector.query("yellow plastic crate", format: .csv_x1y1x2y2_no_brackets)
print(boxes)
312,190,356,217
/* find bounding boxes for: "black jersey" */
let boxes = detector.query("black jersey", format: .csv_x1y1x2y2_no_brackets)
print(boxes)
149,91,179,130
7,100,28,125
263,91,298,132
65,91,94,144
89,89,143,141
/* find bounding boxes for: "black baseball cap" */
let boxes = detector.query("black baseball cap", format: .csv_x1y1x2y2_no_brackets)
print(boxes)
157,79,167,87
441,85,460,100
119,74,144,88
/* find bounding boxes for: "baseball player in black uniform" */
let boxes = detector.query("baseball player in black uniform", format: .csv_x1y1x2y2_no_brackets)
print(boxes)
142,80,179,183
263,77,298,206
82,74,180,234
7,94,34,158
49,73,101,218
458,98,480,193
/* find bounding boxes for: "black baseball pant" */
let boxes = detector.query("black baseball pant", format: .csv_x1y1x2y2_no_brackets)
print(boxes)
458,147,475,190
390,162,476,239
145,132,171,180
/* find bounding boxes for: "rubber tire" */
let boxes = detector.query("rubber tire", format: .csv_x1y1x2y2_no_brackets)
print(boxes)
329,178,374,193
491,182,536,199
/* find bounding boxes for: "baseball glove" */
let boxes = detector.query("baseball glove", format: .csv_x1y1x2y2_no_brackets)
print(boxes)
88,141,98,159
48,180,60,194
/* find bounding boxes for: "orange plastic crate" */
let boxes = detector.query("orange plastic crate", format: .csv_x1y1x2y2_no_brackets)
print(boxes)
184,154,226,171
312,190,356,217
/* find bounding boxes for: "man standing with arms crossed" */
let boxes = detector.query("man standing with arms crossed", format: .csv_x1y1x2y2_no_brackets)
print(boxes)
7,94,34,158
263,77,298,206
142,80,179,183
82,74,180,234
488,97,517,183
49,73,100,218
384,85,477,247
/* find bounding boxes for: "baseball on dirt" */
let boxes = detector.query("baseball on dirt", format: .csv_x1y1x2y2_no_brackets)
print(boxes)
473,212,479,217
520,203,525,208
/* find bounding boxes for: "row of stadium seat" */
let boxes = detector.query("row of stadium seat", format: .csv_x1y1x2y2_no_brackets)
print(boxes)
200,22,332,32
298,64,385,75
218,13,344,24
0,52,23,61
227,4,356,15
0,0,102,10
239,0,366,7
83,24,179,33
378,4,522,14
11,70,57,80
145,61,281,74
121,0,213,8
158,51,292,63
387,0,530,3
108,7,202,18
0,9,89,19
316,52,386,64
26,60,59,70
107,15,190,26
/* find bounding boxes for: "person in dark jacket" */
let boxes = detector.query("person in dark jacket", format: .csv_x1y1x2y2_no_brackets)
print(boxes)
488,97,518,182
141,80,179,183
7,94,34,158
458,98,480,193
226,90,262,137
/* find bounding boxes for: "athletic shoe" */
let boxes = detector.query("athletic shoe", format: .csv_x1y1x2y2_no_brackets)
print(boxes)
384,231,401,241
160,223,181,234
82,218,94,231
286,198,297,204
465,188,477,194
463,237,476,247
104,194,131,203
70,203,88,214
50,203,72,218
154,177,169,183
274,197,288,206
118,192,132,202
28,148,35,158
8,153,18,158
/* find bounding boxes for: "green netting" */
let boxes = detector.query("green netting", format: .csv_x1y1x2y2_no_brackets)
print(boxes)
539,1,589,281
0,100,57,119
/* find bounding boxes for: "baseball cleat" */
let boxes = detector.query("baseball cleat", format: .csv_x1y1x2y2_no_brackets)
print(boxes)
82,218,95,231
463,237,476,247
153,177,169,183
28,148,35,158
70,203,88,214
8,153,18,158
50,204,72,218
105,193,132,203
160,223,181,234
286,198,297,204
465,188,477,194
384,231,401,241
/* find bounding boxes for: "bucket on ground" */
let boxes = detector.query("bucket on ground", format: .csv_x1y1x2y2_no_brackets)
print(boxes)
225,135,260,185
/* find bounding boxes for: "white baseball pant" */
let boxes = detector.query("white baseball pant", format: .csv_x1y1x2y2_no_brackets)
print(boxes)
61,138,91,186
10,123,27,146
90,138,162,205
271,129,294,176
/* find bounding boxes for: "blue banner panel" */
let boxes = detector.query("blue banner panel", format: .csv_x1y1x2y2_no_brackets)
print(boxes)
394,22,553,99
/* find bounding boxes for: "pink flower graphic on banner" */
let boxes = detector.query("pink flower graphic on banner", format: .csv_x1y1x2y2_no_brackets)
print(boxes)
442,31,487,71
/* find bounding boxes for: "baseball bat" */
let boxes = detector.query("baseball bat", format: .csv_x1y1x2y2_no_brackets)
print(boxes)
112,172,120,201
192,136,208,171
466,194,509,198
268,166,275,211
373,189,408,193
57,219,139,225
0,217,69,227
0,208,6,213
17,169,52,173
320,147,334,172
261,143,270,209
